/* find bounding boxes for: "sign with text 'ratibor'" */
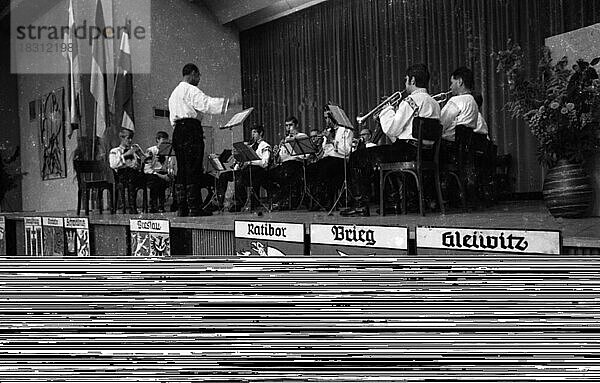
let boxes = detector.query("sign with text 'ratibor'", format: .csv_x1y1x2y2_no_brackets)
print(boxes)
310,224,409,255
416,226,562,255
235,221,305,256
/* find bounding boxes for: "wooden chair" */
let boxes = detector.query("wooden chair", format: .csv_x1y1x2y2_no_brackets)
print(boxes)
74,160,115,216
441,125,471,212
379,117,444,216
113,170,148,214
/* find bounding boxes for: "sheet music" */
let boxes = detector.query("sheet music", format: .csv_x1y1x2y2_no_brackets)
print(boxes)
327,105,354,129
220,107,255,129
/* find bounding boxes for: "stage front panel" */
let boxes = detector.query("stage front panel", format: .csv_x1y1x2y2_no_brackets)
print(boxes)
235,220,305,256
310,224,408,255
416,226,562,255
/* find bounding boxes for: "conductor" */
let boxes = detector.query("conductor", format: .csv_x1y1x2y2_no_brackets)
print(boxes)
168,63,240,217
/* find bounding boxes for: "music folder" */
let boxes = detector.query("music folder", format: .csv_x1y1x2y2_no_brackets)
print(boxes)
327,104,354,129
157,142,174,156
232,142,261,163
219,107,255,130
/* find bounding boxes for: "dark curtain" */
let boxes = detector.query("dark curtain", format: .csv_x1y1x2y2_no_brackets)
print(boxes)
240,0,600,193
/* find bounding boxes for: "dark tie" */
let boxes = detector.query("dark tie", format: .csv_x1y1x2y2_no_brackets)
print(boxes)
252,142,259,151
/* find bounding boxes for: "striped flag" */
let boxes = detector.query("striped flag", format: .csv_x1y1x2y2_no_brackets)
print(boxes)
63,0,81,138
112,26,135,131
90,0,108,138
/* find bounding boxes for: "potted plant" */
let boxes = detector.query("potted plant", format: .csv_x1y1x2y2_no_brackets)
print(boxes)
494,40,600,218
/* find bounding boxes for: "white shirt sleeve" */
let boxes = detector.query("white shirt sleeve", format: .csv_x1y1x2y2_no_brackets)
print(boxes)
249,143,271,168
109,147,125,169
190,88,227,115
441,101,460,131
379,101,414,142
336,127,354,156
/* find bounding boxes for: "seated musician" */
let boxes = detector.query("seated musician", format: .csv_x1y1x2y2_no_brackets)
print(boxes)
271,116,308,210
144,131,171,213
109,128,146,214
341,63,441,217
231,125,272,212
312,107,354,210
440,67,479,141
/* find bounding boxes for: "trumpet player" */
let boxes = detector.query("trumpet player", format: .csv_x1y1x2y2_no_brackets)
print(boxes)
271,116,308,210
109,128,147,214
342,63,440,217
440,66,479,142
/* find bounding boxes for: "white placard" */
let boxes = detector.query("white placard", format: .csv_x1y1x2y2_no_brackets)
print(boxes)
416,227,561,255
24,217,42,226
42,217,64,227
0,216,4,241
235,221,304,243
64,217,89,229
311,224,409,250
129,219,170,233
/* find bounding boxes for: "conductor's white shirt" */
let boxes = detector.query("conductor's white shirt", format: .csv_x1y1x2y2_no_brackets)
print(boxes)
168,81,229,127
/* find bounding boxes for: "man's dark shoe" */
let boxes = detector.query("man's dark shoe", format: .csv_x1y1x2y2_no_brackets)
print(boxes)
340,206,370,217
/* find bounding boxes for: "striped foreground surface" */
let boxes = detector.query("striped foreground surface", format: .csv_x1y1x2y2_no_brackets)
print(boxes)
1,256,599,382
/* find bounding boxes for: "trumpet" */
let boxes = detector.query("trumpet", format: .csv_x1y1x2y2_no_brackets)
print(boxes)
356,90,407,125
432,90,453,103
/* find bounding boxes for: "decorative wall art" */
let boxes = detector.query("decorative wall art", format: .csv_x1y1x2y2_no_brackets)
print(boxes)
40,88,67,180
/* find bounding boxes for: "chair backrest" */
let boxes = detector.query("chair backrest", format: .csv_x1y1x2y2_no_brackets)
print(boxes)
74,160,110,183
413,117,443,164
454,125,474,165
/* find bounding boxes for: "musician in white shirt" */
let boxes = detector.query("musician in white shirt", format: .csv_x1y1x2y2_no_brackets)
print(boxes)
440,66,479,142
312,108,354,210
109,128,146,214
231,125,272,212
342,64,440,217
168,63,240,217
272,116,308,210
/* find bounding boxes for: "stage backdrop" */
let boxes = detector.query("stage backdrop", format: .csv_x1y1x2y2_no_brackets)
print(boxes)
240,0,600,193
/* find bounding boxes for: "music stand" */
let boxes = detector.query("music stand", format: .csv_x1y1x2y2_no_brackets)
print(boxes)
288,136,326,211
204,153,234,214
219,108,255,212
327,104,355,216
157,142,174,157
232,142,270,213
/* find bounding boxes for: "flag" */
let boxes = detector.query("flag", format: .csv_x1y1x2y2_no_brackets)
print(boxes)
112,26,135,131
63,0,81,138
90,0,108,138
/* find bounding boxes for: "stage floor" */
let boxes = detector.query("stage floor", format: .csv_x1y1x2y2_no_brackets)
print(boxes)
5,201,600,248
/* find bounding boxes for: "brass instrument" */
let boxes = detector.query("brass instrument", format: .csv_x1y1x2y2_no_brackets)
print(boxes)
356,90,407,125
432,90,453,103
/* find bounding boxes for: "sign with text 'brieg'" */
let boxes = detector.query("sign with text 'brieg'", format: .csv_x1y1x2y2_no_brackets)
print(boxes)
130,219,170,257
310,224,409,255
235,221,305,256
416,226,562,255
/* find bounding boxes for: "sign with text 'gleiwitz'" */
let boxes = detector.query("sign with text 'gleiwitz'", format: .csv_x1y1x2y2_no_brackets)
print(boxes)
310,224,409,255
42,217,64,256
416,226,562,255
235,221,305,256
130,219,170,257
24,217,43,256
64,217,90,257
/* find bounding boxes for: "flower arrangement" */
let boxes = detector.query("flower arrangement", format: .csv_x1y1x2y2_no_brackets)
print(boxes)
493,40,600,168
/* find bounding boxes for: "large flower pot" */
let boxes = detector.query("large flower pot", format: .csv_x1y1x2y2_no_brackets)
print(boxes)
543,160,593,218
